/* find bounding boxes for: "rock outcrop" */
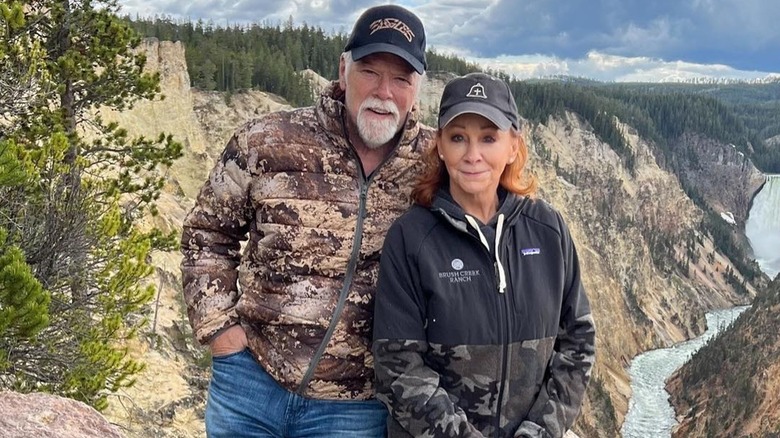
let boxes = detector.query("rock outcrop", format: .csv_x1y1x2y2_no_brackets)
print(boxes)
671,133,765,225
0,391,122,438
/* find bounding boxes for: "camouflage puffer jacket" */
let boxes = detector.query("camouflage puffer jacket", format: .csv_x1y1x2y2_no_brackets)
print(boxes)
180,82,434,400
373,189,596,437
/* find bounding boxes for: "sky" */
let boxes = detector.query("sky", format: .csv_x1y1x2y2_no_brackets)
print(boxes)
116,0,780,83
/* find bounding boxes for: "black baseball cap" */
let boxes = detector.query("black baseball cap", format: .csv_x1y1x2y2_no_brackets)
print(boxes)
344,5,427,74
438,72,519,131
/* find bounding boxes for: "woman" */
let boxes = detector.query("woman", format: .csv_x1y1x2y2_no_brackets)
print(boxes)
372,72,596,438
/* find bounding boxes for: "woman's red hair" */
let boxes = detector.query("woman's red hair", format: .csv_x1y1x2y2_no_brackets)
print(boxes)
411,128,537,207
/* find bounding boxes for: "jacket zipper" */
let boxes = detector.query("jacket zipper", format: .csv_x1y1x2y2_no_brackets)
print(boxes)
297,169,369,395
492,200,528,436
454,218,508,435
480,242,512,438
494,244,511,437
297,116,409,395
481,222,511,436
443,198,529,436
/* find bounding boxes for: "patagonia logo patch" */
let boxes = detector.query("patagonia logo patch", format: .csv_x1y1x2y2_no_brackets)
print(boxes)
521,248,540,256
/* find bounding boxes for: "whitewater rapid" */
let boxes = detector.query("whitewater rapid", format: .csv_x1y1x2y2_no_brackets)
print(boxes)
620,306,749,438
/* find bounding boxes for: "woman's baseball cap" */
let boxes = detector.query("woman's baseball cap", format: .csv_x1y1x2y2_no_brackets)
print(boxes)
438,72,519,131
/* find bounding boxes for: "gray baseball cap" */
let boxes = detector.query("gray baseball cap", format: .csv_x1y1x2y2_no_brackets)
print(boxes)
438,72,519,130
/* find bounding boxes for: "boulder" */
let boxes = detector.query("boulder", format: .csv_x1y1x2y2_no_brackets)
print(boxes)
0,391,122,438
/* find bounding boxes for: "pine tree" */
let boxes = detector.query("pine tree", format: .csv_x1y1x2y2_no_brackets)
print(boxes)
0,0,181,409
0,229,49,334
0,2,52,373
0,141,51,356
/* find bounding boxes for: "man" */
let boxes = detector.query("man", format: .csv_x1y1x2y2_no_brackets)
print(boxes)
180,4,434,437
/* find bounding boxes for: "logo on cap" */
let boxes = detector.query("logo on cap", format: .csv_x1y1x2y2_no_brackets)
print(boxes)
466,83,487,99
370,18,415,42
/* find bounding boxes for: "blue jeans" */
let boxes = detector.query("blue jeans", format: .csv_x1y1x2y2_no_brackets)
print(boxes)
205,349,387,438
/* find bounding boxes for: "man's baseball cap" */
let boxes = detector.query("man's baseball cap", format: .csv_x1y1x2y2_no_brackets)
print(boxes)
344,5,427,74
438,72,519,131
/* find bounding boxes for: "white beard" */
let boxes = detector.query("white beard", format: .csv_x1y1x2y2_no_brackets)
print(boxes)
356,97,401,149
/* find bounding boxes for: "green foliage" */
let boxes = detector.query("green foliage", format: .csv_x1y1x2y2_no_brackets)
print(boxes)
510,81,637,172
125,16,486,107
0,140,51,381
0,228,50,342
604,81,780,172
0,140,25,186
0,1,48,118
426,50,482,75
0,0,181,409
126,16,332,106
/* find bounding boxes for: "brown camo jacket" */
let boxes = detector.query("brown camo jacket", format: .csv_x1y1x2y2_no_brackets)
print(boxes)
180,82,435,400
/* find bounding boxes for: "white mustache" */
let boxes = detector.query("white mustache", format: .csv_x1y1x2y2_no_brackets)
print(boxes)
360,97,399,119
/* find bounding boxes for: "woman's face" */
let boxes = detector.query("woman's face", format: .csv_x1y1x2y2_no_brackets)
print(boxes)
438,113,518,206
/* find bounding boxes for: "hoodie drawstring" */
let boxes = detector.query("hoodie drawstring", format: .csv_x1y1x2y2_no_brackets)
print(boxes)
465,214,507,293
494,214,507,293
465,215,490,249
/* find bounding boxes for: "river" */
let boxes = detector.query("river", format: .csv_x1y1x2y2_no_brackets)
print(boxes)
619,306,749,438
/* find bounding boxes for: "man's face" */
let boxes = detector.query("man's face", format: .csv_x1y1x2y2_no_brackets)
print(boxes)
339,52,420,149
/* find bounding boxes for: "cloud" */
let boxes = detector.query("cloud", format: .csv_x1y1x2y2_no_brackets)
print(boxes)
691,0,780,47
471,50,776,82
116,0,780,76
603,17,686,57
119,0,283,23
413,0,780,72
118,0,355,29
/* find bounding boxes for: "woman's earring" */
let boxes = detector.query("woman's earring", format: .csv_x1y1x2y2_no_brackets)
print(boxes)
439,154,445,160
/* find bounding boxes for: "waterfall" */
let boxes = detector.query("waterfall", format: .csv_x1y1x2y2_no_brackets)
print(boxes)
746,175,780,279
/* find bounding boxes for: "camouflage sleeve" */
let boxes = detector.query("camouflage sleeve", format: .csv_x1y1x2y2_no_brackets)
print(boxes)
515,216,596,438
373,223,486,438
180,127,254,345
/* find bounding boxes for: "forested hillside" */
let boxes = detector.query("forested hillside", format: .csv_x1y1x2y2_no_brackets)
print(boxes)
126,17,481,106
127,17,780,175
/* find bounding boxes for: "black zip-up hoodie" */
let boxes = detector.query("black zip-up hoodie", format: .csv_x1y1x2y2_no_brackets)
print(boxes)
373,189,596,438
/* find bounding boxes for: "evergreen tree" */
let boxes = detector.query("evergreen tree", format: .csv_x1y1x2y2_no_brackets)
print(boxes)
0,141,51,359
0,0,181,409
0,2,51,371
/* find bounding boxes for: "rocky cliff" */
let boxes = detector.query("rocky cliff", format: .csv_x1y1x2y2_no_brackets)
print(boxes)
669,132,765,226
96,39,758,437
528,113,758,436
